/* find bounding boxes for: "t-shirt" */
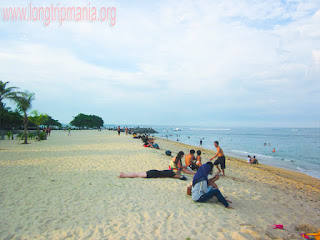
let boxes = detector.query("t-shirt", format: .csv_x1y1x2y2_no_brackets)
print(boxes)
169,158,180,174
247,157,251,163
192,180,212,201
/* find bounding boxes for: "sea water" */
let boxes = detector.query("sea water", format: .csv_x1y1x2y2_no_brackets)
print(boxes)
151,126,320,180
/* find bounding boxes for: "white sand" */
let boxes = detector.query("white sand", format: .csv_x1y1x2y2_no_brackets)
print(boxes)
0,130,319,240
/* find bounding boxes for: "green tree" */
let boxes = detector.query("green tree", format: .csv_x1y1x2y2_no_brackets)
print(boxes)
14,91,35,144
44,115,62,129
29,110,48,141
0,105,23,130
70,113,104,129
0,81,20,133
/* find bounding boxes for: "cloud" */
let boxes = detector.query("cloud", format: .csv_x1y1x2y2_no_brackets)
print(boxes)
0,0,319,127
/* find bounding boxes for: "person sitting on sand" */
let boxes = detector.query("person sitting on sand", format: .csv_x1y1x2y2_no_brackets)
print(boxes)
185,150,198,170
210,141,226,176
143,138,160,149
251,156,258,164
190,162,233,208
169,151,196,176
133,133,141,139
149,139,160,149
247,155,251,164
142,135,149,146
196,150,202,167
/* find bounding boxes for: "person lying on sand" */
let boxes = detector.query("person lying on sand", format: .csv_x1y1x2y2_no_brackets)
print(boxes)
190,162,233,209
119,170,187,180
133,133,141,139
169,151,196,175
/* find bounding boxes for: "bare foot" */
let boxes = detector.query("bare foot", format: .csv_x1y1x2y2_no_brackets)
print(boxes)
227,205,234,209
227,200,233,203
119,173,124,178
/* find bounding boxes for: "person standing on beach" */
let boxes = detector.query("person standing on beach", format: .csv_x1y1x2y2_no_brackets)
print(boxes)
118,126,121,136
210,141,226,176
125,127,128,135
200,139,203,147
68,128,71,136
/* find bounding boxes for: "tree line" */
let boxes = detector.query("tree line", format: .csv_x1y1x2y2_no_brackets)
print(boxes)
0,81,104,144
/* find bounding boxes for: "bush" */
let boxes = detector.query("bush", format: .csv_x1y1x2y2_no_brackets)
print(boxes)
28,133,36,140
39,132,47,140
6,131,13,140
17,132,36,140
16,133,24,140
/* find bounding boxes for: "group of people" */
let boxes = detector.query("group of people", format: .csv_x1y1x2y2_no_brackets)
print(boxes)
117,126,132,136
119,139,232,209
247,155,259,164
135,134,160,149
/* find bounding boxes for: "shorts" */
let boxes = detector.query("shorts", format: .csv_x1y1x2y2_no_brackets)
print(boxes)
146,170,176,178
214,156,226,169
189,163,199,171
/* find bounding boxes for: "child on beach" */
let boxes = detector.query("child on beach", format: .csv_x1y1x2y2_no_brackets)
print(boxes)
251,156,258,164
196,150,202,167
210,141,226,176
190,162,232,208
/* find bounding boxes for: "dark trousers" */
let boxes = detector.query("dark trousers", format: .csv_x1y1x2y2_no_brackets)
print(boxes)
197,188,229,207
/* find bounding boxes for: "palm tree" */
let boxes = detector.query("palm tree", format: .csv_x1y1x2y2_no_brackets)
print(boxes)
29,110,48,141
14,91,35,144
0,80,20,105
0,81,20,137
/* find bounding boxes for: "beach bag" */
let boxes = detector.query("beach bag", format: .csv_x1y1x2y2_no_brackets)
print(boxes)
165,150,172,156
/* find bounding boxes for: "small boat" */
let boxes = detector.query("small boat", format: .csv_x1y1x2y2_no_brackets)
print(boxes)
174,128,181,131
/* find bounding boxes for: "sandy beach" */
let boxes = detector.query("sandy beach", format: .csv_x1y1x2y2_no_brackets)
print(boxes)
0,130,319,240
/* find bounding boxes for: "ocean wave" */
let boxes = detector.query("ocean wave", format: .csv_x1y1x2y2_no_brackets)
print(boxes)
190,128,231,131
230,150,274,159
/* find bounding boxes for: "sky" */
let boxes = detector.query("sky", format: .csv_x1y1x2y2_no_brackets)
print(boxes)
0,0,319,128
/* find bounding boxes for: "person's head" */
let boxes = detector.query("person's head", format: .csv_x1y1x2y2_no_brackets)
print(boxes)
253,156,256,158
214,141,219,147
205,162,214,172
176,151,184,161
197,150,201,155
247,155,250,158
190,149,195,155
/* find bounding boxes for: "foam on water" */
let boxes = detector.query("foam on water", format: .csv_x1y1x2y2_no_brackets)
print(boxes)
152,126,320,179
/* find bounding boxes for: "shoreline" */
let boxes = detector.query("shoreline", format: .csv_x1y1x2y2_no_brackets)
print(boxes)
153,127,320,180
155,135,320,181
155,136,320,193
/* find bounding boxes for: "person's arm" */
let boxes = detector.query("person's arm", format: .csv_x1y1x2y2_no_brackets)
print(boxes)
182,168,196,175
